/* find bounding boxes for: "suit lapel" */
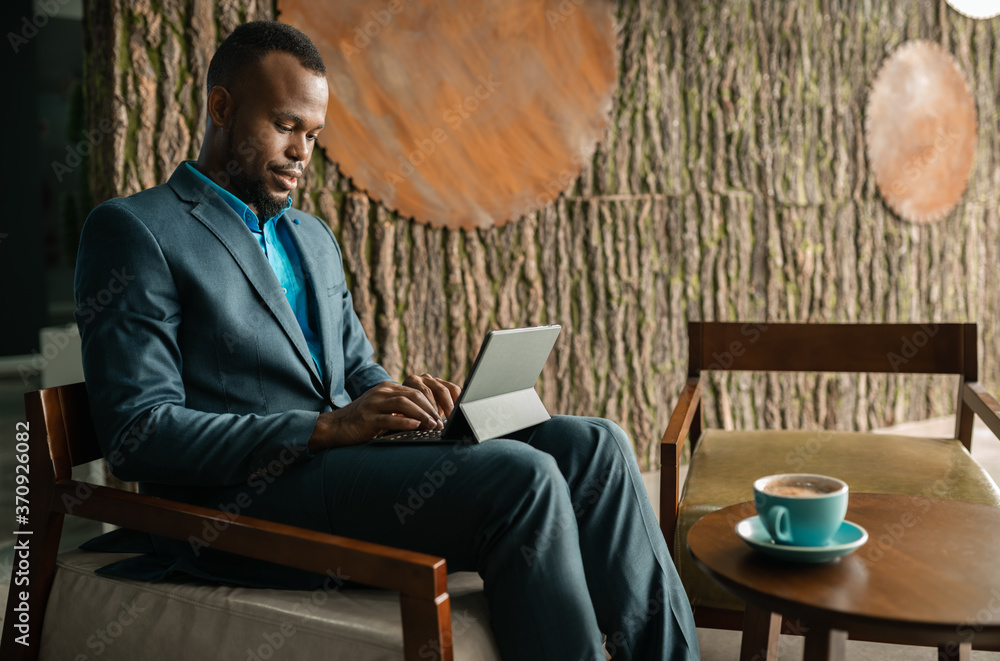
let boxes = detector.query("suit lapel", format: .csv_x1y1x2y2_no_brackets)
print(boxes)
167,164,323,390
281,214,337,396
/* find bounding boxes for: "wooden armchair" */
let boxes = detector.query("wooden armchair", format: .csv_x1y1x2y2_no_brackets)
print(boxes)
661,322,1000,632
1,383,498,660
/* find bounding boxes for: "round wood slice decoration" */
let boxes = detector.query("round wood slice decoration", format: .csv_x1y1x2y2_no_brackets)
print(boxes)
945,0,1000,19
865,40,977,224
277,0,618,230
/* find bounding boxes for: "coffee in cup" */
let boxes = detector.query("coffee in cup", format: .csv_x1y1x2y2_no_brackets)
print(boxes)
753,474,848,546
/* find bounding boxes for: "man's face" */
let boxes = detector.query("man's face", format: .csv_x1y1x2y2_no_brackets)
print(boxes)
223,51,328,220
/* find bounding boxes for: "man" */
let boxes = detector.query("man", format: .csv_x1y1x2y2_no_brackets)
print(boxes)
75,20,698,661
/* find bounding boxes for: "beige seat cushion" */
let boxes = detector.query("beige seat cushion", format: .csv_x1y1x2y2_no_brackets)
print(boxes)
34,550,499,660
675,429,1000,612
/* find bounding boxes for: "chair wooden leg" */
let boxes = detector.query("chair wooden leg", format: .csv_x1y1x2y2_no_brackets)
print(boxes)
802,628,847,661
938,642,971,661
739,603,781,661
955,380,975,451
400,593,453,661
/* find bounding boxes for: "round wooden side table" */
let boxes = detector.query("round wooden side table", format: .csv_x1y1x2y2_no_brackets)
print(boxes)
687,493,1000,661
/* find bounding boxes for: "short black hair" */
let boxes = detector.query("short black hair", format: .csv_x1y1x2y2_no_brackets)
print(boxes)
207,21,326,91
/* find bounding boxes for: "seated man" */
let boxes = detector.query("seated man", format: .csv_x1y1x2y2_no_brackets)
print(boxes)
74,20,698,661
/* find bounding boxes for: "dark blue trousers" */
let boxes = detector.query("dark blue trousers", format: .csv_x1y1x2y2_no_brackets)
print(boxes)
161,416,700,660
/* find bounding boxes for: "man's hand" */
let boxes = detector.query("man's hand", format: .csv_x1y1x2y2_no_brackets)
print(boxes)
308,376,461,451
308,381,444,451
402,373,462,419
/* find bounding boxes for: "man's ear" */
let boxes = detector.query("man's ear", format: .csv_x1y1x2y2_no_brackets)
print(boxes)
206,86,234,129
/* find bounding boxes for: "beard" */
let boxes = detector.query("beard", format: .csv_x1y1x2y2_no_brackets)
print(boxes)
223,131,292,224
239,171,290,223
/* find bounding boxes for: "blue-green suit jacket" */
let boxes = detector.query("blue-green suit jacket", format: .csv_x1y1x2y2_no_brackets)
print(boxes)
75,163,392,494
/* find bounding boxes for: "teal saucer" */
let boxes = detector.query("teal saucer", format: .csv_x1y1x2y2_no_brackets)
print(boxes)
735,516,869,563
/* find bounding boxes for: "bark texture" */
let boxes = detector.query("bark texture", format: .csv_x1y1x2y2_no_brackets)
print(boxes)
84,0,1000,469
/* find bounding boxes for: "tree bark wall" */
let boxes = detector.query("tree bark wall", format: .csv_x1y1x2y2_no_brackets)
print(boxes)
84,0,1000,469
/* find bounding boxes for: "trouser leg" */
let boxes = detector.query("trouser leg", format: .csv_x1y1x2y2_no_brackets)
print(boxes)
188,415,698,660
244,437,607,661
512,416,699,661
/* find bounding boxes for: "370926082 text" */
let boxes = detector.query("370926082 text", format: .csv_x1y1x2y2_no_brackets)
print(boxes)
11,421,33,646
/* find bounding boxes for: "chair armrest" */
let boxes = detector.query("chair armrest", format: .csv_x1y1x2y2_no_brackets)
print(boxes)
661,376,703,461
963,382,1000,443
659,376,702,555
55,481,444,596
52,481,452,660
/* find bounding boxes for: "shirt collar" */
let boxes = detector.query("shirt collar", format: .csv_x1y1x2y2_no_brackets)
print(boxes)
185,161,291,232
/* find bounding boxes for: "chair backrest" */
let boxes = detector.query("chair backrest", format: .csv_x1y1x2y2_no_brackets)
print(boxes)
686,322,979,447
25,382,104,483
688,322,976,379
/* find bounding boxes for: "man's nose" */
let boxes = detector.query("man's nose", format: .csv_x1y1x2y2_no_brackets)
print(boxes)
287,133,311,161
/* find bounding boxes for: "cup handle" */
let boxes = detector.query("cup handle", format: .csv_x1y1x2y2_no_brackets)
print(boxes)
765,505,793,543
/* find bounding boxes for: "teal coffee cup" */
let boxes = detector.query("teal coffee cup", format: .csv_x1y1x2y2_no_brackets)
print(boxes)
752,474,848,546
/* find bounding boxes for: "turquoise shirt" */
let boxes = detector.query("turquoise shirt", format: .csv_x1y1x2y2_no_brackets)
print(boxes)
185,162,323,378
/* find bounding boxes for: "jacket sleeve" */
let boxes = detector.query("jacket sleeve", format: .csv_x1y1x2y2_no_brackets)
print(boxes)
74,201,319,487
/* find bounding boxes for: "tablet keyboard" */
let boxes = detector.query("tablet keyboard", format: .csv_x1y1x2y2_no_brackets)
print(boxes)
372,428,447,443
386,429,443,441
